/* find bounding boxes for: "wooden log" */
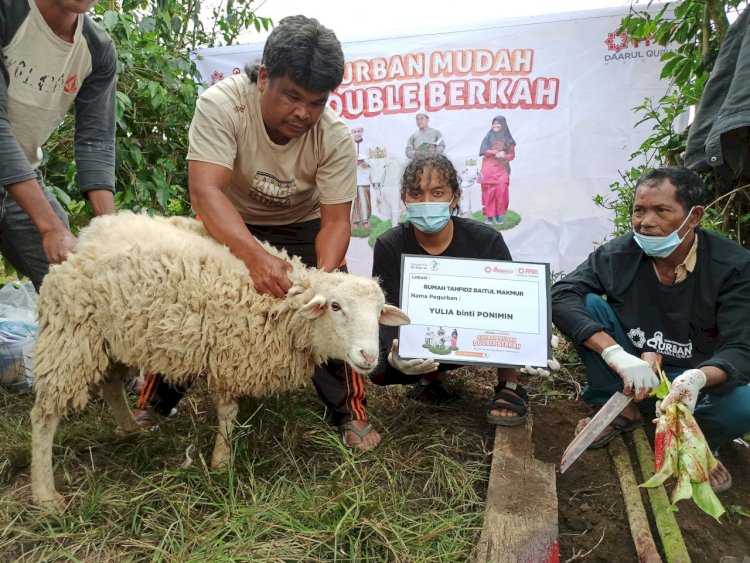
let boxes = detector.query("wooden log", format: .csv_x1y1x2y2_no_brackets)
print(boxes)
631,428,691,563
476,416,559,563
609,436,662,563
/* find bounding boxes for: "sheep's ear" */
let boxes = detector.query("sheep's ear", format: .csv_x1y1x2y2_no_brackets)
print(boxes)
298,294,328,319
380,305,410,326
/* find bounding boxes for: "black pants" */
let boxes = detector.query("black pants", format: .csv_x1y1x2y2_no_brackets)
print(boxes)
144,219,367,424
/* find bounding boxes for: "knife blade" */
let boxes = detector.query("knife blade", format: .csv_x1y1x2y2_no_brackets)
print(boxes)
559,391,632,473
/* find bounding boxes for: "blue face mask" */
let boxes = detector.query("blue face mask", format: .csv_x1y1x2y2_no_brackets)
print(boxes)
406,201,452,233
632,208,695,258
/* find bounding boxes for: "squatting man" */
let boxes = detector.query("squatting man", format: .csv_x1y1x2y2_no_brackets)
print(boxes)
551,166,750,493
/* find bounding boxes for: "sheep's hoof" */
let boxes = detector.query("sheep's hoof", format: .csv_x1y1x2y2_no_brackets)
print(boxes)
34,491,65,513
210,453,229,470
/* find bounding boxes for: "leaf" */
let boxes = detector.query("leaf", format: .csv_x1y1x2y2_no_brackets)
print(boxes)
692,482,726,521
103,10,119,30
139,16,156,34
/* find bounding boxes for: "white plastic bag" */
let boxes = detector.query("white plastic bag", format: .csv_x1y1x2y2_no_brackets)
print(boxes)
0,281,38,393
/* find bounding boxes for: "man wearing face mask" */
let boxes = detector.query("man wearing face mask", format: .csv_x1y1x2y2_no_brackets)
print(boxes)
551,167,750,493
371,155,559,425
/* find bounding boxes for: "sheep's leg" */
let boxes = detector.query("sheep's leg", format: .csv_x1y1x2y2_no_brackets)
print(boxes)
30,398,65,512
100,362,143,434
210,399,238,469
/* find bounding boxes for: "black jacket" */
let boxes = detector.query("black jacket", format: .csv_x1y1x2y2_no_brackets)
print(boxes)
551,229,750,394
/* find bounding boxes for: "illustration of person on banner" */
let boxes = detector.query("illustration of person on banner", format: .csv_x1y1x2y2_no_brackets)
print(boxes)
349,123,372,231
478,115,515,226
405,113,445,160
370,154,558,419
551,167,750,493
135,15,383,452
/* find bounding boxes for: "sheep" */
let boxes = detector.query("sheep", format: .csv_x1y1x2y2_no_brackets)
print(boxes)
30,212,410,511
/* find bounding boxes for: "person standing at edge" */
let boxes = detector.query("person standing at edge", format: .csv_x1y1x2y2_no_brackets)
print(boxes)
0,0,116,290
135,15,381,451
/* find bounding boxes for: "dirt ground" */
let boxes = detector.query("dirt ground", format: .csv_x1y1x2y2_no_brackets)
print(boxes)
530,400,750,562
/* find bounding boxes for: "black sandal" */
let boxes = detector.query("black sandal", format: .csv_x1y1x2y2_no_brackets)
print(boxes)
487,381,528,426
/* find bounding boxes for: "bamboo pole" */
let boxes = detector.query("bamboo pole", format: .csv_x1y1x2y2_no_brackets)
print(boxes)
609,436,662,563
632,428,691,563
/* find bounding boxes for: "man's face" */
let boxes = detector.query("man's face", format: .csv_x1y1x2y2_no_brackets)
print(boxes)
416,114,428,130
58,0,99,13
631,180,701,237
257,66,330,145
351,127,364,142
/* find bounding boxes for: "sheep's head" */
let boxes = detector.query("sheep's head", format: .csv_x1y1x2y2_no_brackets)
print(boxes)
296,273,409,373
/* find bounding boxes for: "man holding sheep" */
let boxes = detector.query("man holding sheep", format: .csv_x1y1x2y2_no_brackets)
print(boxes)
137,15,380,451
0,0,116,290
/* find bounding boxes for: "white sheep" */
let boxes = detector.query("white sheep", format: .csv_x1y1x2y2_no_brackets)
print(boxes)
30,212,409,511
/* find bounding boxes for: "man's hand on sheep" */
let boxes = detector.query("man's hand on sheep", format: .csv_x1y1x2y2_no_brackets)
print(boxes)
41,226,77,264
388,339,440,375
246,249,294,298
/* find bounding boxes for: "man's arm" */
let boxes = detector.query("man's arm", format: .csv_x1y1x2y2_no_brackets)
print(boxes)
73,29,117,215
188,160,292,297
405,133,416,159
435,129,446,155
0,50,75,262
316,201,352,271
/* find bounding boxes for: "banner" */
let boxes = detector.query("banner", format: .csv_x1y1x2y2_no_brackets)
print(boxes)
193,5,678,277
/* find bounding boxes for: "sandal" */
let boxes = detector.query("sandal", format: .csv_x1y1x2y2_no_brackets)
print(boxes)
406,378,455,404
133,408,160,432
487,381,528,427
583,408,644,449
340,421,375,448
710,460,732,493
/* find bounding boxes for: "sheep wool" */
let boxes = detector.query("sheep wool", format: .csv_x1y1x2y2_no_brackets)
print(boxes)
30,212,409,511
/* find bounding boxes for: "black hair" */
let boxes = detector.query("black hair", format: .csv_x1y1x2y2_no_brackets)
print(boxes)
401,154,461,214
245,15,344,92
635,167,707,212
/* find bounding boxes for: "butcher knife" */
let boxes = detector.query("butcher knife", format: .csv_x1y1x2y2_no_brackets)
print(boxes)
559,391,632,473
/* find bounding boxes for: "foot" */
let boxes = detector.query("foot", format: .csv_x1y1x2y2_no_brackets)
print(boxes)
575,401,642,448
495,215,504,225
489,387,522,419
133,408,158,431
485,217,493,225
363,221,370,228
709,460,732,493
341,420,381,452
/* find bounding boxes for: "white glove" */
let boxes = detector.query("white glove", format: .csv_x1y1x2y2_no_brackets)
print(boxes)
601,344,659,401
659,369,706,414
520,334,561,376
388,339,440,375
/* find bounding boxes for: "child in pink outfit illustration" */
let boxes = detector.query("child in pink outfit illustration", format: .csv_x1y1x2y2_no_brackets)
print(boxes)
478,115,516,225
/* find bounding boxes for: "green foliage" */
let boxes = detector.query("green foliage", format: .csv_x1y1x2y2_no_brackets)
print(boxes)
597,1,750,245
41,0,271,230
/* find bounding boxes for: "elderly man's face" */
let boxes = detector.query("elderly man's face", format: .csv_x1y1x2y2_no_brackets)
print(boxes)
631,180,700,238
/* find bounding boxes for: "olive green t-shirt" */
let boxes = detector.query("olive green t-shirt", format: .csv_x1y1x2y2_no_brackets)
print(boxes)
187,74,356,225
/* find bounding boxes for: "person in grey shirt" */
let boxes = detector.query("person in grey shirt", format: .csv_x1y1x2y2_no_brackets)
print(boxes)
1,0,116,290
405,112,445,160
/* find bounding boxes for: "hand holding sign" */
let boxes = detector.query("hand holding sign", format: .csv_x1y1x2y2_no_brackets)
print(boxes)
388,339,441,375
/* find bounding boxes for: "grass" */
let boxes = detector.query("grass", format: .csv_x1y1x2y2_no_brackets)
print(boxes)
0,374,502,562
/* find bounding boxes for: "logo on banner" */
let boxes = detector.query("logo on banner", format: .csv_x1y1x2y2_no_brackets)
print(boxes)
603,31,666,63
210,70,224,85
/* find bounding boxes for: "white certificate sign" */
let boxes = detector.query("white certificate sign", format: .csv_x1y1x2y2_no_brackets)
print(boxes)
398,255,551,368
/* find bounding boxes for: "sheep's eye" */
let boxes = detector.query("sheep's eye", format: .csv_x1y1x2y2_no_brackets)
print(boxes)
331,302,341,312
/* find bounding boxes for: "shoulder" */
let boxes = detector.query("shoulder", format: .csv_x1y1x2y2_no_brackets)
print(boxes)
201,73,251,105
81,15,116,65
376,223,410,248
699,229,750,270
453,217,503,242
316,107,352,143
451,217,511,259
1,0,31,45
